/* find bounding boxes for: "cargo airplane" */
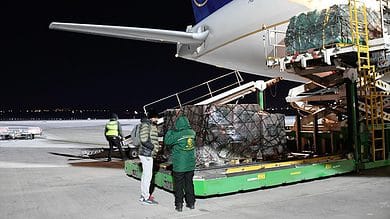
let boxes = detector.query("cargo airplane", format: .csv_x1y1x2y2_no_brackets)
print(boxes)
50,0,361,82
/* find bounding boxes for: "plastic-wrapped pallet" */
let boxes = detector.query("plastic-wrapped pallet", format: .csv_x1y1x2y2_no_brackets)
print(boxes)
285,4,381,55
162,104,287,167
258,113,286,160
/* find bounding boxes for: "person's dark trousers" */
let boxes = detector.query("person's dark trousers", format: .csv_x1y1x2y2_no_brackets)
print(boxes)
173,170,195,207
106,136,125,161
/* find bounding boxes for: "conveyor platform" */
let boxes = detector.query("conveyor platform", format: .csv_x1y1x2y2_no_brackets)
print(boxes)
125,155,354,196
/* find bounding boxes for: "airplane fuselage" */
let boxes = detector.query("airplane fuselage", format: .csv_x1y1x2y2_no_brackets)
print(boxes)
51,0,376,82
180,0,351,82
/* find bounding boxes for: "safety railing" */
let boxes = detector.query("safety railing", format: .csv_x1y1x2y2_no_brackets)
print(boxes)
143,70,244,115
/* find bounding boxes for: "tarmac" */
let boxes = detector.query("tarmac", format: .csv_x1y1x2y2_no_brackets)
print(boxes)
0,120,389,219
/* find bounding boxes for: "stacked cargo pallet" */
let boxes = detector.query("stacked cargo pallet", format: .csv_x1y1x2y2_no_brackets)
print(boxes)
285,4,381,55
162,104,287,167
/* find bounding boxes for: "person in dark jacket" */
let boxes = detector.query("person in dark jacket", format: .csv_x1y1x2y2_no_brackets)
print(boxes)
104,113,125,162
164,115,196,212
138,110,160,205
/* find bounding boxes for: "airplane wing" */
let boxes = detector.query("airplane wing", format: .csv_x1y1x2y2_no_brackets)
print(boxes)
49,22,209,44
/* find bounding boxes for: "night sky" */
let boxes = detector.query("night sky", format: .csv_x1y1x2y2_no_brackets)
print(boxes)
3,1,297,112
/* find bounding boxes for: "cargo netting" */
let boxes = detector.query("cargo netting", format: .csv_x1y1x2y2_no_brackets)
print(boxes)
162,104,287,167
285,4,381,55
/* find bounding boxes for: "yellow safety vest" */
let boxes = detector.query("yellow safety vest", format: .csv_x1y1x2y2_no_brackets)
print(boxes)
105,121,119,136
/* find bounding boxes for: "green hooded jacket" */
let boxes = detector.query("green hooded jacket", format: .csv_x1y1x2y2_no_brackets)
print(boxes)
164,116,196,172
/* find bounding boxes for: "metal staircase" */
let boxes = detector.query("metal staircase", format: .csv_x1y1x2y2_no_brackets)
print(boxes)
143,71,244,114
143,71,282,115
349,0,386,161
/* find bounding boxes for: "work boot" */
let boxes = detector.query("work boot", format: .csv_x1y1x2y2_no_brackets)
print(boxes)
175,204,183,212
186,203,195,210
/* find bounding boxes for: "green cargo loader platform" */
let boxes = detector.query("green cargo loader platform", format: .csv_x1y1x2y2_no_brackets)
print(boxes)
125,156,356,197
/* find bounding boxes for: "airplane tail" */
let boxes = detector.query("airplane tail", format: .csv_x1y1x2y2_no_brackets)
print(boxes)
191,0,233,23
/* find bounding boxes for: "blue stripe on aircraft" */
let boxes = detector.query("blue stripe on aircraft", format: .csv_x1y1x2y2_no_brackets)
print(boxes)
191,0,233,23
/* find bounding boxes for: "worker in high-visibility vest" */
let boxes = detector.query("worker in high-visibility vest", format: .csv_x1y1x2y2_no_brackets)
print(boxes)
104,113,125,161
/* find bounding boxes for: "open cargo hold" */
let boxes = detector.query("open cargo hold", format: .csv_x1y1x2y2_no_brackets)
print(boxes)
285,4,382,55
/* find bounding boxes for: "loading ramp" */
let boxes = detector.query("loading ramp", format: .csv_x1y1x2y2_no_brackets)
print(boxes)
270,0,390,167
125,67,355,197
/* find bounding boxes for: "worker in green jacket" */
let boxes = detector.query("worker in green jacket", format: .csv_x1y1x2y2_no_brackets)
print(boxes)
104,113,125,162
164,115,196,212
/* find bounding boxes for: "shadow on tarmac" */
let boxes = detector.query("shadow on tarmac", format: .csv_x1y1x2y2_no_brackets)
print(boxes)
70,160,124,169
49,152,125,169
351,165,390,177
